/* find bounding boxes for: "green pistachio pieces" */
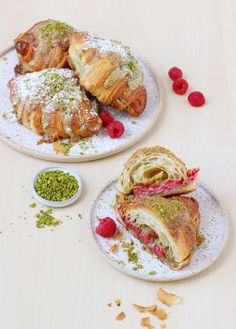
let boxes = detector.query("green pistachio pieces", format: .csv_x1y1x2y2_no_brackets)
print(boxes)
35,208,62,228
35,170,78,201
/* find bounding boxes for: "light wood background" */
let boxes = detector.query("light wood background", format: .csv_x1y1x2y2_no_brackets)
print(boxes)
0,1,235,328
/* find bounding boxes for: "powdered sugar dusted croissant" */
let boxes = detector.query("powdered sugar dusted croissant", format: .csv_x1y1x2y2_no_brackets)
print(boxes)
118,146,199,197
8,68,102,142
68,31,147,117
14,20,74,74
115,195,200,270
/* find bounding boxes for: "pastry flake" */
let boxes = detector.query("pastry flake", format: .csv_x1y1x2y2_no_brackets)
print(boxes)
157,288,182,307
115,311,126,321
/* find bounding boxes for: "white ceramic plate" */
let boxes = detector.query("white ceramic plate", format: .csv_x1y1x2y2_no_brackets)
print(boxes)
89,179,229,281
0,48,162,162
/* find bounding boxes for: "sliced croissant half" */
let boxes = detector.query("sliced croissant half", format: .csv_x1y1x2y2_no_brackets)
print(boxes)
118,146,199,197
115,195,200,270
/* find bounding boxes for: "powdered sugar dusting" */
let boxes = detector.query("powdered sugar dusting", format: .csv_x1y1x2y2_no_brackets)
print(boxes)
84,33,130,59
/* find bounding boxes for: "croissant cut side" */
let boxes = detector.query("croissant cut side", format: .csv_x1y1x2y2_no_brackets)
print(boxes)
14,20,74,74
68,31,147,117
8,68,102,142
115,195,200,270
118,146,199,196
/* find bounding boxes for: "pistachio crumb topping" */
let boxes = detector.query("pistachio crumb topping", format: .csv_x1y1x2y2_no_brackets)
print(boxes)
41,20,73,46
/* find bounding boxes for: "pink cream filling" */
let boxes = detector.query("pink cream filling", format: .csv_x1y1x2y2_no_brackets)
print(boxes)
118,206,166,257
133,168,199,197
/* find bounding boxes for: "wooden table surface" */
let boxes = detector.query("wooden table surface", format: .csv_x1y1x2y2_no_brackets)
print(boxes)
0,1,235,328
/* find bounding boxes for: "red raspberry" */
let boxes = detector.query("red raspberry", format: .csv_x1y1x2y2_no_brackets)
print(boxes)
96,217,117,238
168,67,183,81
188,91,205,107
172,78,189,95
107,120,125,138
98,110,114,127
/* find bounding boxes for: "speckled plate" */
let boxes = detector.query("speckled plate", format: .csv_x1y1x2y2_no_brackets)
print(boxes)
89,180,229,281
0,48,162,162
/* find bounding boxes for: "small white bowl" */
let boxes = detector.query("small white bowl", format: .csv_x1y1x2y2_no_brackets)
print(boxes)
32,166,82,208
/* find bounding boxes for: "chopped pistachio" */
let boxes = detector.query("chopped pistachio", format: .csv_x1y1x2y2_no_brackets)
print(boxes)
35,170,78,201
35,208,62,228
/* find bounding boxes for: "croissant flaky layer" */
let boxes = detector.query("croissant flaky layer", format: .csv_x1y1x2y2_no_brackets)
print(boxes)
8,68,102,142
68,31,147,117
118,146,199,196
14,20,74,74
115,195,200,270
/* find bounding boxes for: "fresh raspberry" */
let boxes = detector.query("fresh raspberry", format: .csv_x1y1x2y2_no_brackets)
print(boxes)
107,121,125,138
98,110,114,127
96,217,117,238
188,91,205,107
172,78,189,95
168,67,183,81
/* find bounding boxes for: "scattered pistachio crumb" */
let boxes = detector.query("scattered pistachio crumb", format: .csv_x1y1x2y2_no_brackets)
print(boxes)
35,208,62,228
29,203,36,208
149,271,157,275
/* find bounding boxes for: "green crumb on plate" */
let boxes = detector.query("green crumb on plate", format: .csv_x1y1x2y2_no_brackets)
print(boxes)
149,271,157,275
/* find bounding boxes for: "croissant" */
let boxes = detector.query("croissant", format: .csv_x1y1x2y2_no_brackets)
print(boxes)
68,31,147,117
115,195,200,269
118,146,199,197
8,68,102,142
14,20,74,74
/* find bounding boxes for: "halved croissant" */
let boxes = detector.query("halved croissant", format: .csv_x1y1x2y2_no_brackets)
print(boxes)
118,146,199,197
115,195,200,270
14,20,74,74
68,31,147,117
8,68,102,142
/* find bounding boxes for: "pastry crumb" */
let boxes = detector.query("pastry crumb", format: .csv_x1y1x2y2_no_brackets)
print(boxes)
110,244,119,253
115,311,126,321
157,288,182,307
141,316,155,329
149,307,168,321
115,299,121,306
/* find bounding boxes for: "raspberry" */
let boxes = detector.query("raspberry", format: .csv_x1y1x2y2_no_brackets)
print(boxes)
96,217,117,238
188,91,205,107
168,67,183,81
98,110,114,127
107,121,125,138
172,78,189,95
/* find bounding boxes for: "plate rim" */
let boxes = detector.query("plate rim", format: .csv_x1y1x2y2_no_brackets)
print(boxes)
0,47,163,163
88,178,229,282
